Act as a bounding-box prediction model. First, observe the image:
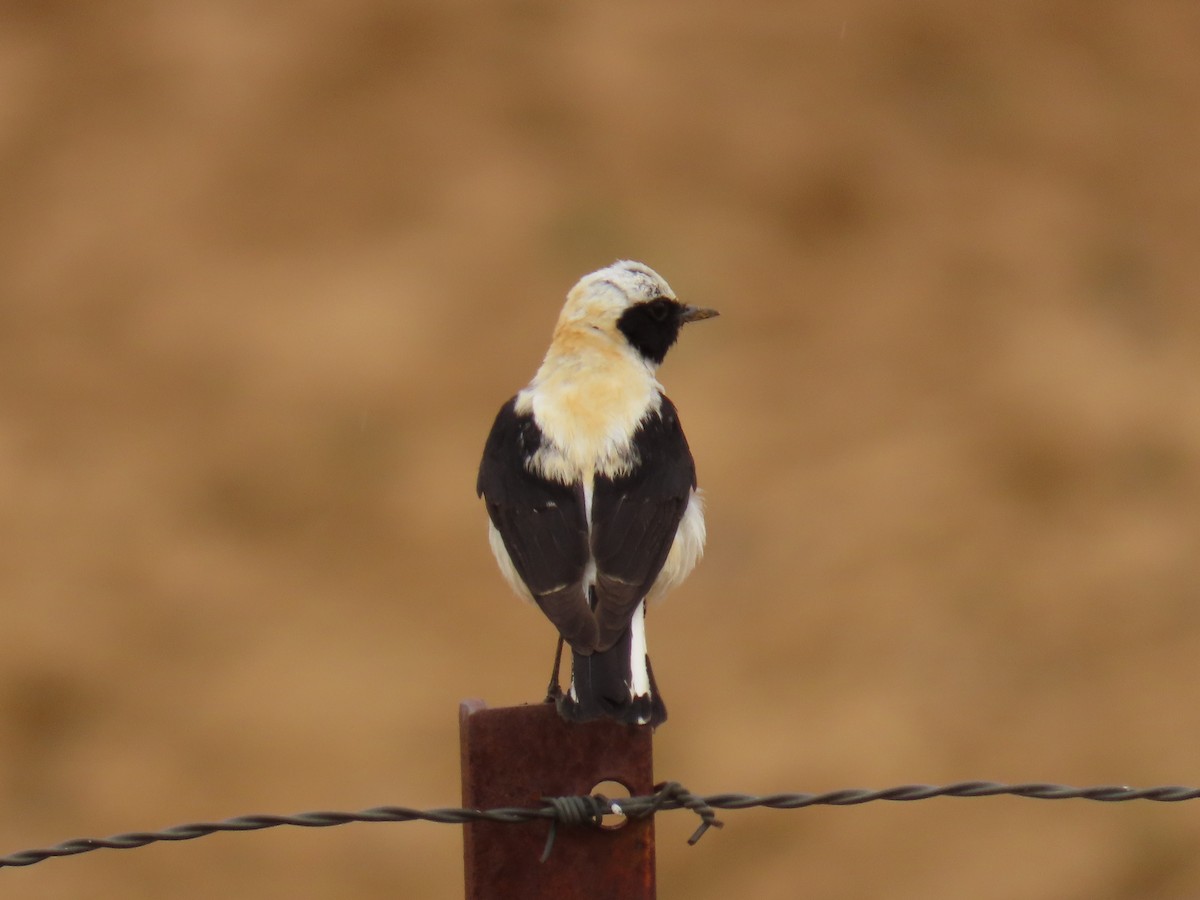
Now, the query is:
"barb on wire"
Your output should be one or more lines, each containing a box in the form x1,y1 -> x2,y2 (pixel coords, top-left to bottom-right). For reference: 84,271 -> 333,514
622,781 -> 724,845
538,794 -> 609,862
3,780 -> 1199,870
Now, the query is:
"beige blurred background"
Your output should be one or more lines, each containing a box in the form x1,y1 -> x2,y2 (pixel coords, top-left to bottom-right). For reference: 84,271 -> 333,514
2,2 -> 1199,898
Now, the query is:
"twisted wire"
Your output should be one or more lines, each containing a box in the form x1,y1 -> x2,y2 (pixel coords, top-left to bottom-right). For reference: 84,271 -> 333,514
4,780 -> 1199,870
0,806 -> 547,869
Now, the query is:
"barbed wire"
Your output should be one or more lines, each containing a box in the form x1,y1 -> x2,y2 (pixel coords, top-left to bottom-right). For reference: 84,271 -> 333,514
3,779 -> 1199,870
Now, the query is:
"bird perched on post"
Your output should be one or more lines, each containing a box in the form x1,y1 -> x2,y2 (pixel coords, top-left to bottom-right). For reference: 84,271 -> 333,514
477,261 -> 716,727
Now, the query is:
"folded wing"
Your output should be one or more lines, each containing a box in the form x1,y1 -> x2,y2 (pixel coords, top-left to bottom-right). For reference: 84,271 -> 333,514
477,399 -> 596,651
590,396 -> 697,651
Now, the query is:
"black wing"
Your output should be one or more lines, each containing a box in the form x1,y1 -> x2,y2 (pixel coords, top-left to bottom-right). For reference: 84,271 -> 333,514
590,395 -> 697,651
477,399 -> 596,651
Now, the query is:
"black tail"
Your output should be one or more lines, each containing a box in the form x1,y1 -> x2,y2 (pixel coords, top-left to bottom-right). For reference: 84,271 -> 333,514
556,626 -> 667,727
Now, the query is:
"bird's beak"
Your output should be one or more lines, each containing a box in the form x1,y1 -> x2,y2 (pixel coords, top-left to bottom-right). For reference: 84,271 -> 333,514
679,305 -> 719,323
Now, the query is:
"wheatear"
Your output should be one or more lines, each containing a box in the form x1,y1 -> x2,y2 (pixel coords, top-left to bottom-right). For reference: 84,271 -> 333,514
478,261 -> 715,726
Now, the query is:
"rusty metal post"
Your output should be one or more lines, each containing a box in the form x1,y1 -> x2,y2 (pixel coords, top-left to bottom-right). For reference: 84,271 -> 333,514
460,699 -> 655,899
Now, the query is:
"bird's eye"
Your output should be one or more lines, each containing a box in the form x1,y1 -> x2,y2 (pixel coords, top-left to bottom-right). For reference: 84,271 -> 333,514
647,300 -> 671,322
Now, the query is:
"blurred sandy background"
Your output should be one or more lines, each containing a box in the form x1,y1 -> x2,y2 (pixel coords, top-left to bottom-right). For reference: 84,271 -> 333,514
2,2 -> 1199,898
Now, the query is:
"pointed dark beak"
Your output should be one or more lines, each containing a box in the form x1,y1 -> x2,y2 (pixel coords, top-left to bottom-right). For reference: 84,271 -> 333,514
679,305 -> 719,324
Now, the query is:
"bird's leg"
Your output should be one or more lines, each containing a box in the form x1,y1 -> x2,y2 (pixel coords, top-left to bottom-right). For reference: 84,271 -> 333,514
544,635 -> 565,703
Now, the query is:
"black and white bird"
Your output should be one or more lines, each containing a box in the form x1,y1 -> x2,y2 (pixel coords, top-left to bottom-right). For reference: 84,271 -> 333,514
477,261 -> 716,727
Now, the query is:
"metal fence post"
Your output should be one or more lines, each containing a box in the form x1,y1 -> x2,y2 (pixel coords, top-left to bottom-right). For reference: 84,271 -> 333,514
460,699 -> 656,899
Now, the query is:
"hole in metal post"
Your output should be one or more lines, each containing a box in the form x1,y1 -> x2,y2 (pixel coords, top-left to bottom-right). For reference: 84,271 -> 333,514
590,780 -> 632,830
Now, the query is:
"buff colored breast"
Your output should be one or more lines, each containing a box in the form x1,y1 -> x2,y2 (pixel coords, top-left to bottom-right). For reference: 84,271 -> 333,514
516,326 -> 662,484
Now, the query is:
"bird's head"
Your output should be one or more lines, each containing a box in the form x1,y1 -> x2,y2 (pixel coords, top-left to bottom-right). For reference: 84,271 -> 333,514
555,261 -> 719,366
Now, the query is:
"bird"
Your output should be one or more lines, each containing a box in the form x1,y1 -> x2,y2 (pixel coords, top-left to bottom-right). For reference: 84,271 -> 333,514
477,260 -> 716,727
